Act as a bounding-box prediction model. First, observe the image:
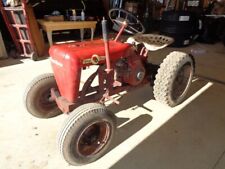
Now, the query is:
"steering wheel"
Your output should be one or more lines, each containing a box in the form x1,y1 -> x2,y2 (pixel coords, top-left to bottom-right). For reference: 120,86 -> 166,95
109,8 -> 145,35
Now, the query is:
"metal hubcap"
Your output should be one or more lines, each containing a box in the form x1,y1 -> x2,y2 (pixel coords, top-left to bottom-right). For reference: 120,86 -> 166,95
77,121 -> 111,157
172,63 -> 192,101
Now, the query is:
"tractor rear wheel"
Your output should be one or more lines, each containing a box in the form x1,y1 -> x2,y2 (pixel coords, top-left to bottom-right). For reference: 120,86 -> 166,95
24,73 -> 62,118
153,51 -> 194,107
58,103 -> 116,166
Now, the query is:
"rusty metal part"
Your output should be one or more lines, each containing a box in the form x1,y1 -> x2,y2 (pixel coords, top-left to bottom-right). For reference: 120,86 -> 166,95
77,121 -> 111,157
51,88 -> 75,113
51,63 -> 150,114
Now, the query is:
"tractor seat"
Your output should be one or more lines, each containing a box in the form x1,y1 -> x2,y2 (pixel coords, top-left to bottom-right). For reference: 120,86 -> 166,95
126,34 -> 174,51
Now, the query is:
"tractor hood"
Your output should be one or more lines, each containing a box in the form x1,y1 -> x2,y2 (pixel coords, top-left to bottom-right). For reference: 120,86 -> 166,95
49,39 -> 130,103
49,39 -> 130,67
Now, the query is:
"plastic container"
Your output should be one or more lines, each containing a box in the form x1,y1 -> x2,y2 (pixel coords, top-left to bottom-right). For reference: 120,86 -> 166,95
81,10 -> 85,21
71,9 -> 76,21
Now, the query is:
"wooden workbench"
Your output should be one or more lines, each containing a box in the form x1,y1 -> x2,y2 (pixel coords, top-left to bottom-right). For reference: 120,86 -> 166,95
38,20 -> 97,46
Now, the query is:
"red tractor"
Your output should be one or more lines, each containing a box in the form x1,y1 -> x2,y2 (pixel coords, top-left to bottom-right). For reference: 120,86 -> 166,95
24,9 -> 194,165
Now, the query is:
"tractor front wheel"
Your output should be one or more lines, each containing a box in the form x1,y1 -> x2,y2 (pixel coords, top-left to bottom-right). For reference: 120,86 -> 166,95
153,51 -> 194,107
24,73 -> 62,118
58,103 -> 116,165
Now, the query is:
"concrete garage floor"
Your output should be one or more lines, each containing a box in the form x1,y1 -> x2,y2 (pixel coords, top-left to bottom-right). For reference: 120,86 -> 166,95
0,42 -> 225,169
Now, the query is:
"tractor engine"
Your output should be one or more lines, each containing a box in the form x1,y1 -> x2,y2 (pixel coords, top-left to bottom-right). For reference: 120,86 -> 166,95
115,55 -> 146,86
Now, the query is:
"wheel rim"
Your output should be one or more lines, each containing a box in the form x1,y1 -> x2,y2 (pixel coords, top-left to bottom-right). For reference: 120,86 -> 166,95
77,121 -> 111,157
38,87 -> 56,111
171,63 -> 192,102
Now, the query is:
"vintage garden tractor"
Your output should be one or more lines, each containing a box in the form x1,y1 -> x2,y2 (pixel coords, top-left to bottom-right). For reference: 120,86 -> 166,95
24,9 -> 194,166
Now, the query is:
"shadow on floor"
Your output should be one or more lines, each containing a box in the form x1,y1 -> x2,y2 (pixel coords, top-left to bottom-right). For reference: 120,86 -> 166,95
108,85 -> 154,113
107,77 -> 212,150
196,74 -> 225,86
106,85 -> 154,152
108,81 -> 225,169
0,56 -> 49,68
110,114 -> 153,152
0,58 -> 24,68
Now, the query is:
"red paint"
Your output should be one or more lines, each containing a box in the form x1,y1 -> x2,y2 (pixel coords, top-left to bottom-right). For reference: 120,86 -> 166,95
49,40 -> 131,103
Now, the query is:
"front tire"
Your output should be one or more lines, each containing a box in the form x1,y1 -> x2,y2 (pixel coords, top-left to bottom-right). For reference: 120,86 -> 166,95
58,103 -> 116,166
153,51 -> 194,107
24,73 -> 62,118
